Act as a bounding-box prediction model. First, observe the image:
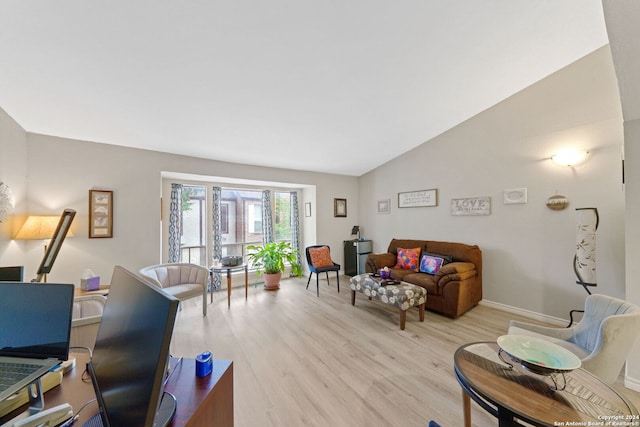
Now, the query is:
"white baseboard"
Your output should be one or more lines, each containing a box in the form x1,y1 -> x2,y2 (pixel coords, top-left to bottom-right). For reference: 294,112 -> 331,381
478,299 -> 567,326
624,372 -> 640,392
479,299 -> 640,390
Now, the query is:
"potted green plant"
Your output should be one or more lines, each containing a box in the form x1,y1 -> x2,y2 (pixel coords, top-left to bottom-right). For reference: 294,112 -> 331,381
246,241 -> 302,290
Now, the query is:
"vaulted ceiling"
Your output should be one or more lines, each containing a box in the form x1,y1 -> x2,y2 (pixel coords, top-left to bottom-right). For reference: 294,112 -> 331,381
0,1 -> 609,176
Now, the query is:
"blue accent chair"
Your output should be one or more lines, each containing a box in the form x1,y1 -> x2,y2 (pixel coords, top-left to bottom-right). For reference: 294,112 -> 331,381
305,245 -> 340,297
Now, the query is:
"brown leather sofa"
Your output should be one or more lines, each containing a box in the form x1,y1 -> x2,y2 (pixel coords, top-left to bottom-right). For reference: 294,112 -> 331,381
365,239 -> 482,318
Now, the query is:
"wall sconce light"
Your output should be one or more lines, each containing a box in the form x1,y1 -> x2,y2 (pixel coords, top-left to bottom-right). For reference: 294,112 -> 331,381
551,149 -> 589,166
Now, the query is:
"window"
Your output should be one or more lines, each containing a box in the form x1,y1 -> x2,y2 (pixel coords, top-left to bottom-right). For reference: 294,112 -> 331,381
166,184 -> 299,272
180,186 -> 206,265
220,189 -> 263,258
274,191 -> 292,242
248,202 -> 262,233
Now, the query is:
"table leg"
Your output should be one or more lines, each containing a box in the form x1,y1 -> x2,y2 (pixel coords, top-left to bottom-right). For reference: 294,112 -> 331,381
462,388 -> 471,427
227,270 -> 232,308
244,265 -> 248,300
210,272 -> 214,304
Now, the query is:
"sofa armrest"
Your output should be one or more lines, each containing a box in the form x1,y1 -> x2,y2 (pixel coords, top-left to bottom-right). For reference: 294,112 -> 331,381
365,253 -> 396,273
434,262 -> 476,285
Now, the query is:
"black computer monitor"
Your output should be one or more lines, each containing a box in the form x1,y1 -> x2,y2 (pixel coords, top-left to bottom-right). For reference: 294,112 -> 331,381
0,266 -> 24,281
84,266 -> 180,427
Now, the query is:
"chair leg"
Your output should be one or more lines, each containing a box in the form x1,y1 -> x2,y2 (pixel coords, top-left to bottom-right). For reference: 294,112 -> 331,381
336,271 -> 340,293
325,272 -> 330,285
316,273 -> 320,297
202,291 -> 207,317
306,272 -> 312,289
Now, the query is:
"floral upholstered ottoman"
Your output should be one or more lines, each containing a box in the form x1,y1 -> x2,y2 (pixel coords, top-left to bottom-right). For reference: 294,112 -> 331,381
349,274 -> 427,330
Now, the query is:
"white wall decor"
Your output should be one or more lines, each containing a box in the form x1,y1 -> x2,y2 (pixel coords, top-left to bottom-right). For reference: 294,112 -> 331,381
0,182 -> 15,222
398,189 -> 437,208
546,195 -> 569,210
503,188 -> 527,204
450,197 -> 491,216
377,199 -> 390,214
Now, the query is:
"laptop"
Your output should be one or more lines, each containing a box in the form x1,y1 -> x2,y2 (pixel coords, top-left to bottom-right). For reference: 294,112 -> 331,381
0,282 -> 74,401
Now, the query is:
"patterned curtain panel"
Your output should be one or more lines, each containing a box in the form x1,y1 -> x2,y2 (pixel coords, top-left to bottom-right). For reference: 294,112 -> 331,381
262,189 -> 274,244
168,183 -> 183,263
290,191 -> 301,270
211,186 -> 222,291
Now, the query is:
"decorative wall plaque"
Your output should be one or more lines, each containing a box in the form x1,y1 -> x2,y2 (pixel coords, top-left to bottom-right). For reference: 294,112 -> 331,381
398,189 -> 437,208
503,188 -> 527,204
546,194 -> 569,210
450,197 -> 491,216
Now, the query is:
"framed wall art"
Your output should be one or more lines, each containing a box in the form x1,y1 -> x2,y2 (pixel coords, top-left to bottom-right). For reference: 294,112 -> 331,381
334,198 -> 347,217
89,189 -> 113,238
450,196 -> 491,216
398,189 -> 437,208
377,199 -> 390,214
503,188 -> 528,204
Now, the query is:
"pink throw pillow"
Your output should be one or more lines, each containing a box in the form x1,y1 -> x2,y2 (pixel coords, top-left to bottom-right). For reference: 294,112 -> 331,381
396,247 -> 421,271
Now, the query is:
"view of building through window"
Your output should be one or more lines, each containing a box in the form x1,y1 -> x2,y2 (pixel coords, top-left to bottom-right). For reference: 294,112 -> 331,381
220,189 -> 263,260
178,187 -> 294,269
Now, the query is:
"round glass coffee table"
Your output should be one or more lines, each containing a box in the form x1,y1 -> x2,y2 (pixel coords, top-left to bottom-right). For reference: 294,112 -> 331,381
454,341 -> 639,426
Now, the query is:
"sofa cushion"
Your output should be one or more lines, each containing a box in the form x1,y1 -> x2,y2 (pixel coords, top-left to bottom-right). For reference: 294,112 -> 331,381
402,272 -> 438,295
396,247 -> 421,270
308,246 -> 334,268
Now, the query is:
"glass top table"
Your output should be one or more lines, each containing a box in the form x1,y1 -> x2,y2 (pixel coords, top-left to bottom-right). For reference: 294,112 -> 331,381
454,341 -> 639,427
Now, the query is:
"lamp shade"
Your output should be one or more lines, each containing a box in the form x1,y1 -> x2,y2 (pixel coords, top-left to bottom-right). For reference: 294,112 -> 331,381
14,215 -> 74,240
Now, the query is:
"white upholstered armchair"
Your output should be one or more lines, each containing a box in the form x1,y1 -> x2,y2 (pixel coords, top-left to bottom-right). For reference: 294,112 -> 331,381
508,294 -> 640,384
71,294 -> 107,350
139,263 -> 210,316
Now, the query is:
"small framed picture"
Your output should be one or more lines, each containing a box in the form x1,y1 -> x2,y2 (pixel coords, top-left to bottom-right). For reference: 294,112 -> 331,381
89,189 -> 113,238
304,202 -> 312,217
334,198 -> 347,217
377,199 -> 390,214
503,188 -> 528,205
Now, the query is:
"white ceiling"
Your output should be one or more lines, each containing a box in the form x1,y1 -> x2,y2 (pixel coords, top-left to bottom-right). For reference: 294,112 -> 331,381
0,1 -> 609,176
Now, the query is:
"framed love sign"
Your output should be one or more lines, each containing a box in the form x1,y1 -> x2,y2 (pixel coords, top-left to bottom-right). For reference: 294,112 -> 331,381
450,197 -> 491,216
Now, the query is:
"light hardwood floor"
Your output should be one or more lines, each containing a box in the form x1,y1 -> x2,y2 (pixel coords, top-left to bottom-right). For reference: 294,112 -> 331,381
171,276 -> 640,427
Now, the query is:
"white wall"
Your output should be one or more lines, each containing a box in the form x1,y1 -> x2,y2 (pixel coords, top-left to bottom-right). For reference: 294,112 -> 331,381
6,133 -> 358,285
358,47 -> 624,320
0,107 -> 28,266
603,0 -> 640,390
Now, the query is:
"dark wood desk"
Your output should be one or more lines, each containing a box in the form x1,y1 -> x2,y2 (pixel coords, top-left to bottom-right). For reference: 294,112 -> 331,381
0,353 -> 233,427
210,264 -> 248,308
454,342 -> 639,427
